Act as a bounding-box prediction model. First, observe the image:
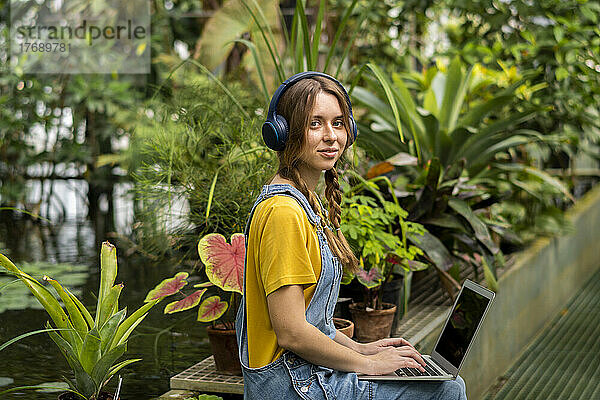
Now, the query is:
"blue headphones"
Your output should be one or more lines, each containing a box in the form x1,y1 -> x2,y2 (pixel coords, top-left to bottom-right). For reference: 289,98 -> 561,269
261,71 -> 358,151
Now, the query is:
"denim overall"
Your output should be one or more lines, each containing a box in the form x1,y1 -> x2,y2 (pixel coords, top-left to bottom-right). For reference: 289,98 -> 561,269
236,184 -> 467,400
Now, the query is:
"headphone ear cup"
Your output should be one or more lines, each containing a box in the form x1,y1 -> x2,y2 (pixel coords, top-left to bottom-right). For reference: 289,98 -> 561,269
348,117 -> 357,143
273,115 -> 289,150
261,120 -> 278,151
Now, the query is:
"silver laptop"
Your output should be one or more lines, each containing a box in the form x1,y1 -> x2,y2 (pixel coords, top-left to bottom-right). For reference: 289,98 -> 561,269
359,279 -> 495,381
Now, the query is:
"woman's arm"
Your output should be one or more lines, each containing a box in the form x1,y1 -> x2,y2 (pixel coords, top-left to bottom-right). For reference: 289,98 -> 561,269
267,285 -> 426,375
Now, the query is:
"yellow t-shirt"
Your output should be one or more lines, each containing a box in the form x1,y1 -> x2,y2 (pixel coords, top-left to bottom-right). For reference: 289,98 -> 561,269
245,195 -> 322,368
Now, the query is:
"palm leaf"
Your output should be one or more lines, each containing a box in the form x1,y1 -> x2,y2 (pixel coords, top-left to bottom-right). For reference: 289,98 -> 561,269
310,0 -> 326,70
324,0 -> 358,74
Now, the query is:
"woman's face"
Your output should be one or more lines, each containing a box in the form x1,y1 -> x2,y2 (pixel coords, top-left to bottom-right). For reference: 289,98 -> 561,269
298,91 -> 348,182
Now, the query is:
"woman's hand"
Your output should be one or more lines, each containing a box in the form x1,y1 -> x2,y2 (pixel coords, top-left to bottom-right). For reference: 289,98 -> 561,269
357,337 -> 417,356
364,345 -> 427,376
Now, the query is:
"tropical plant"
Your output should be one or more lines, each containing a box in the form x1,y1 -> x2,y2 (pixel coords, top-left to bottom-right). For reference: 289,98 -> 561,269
442,0 -> 600,172
340,177 -> 427,315
203,0 -> 372,102
129,77 -> 274,259
349,57 -> 574,292
0,242 -> 175,400
148,232 -> 245,329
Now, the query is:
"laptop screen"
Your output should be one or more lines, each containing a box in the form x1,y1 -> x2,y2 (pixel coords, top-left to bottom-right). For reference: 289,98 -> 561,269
434,285 -> 491,368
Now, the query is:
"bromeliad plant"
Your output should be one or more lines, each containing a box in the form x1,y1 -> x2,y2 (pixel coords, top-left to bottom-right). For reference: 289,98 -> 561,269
351,57 -> 573,294
340,179 -> 428,315
149,233 -> 245,329
0,242 -> 174,400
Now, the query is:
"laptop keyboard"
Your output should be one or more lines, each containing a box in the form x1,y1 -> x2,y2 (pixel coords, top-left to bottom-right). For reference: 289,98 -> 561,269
395,360 -> 445,377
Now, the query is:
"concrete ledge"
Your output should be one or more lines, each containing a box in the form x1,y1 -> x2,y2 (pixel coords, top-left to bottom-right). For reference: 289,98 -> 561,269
422,184 -> 600,399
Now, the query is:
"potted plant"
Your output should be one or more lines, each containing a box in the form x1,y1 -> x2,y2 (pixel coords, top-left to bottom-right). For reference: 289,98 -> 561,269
149,232 -> 244,375
340,184 -> 429,342
0,241 -> 176,400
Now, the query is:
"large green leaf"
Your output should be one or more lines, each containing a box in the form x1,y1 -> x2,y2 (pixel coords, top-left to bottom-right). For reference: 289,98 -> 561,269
97,284 -> 123,329
99,308 -> 126,354
0,254 -> 75,343
111,300 -> 157,348
80,328 -> 102,375
440,57 -> 470,132
97,242 -> 118,328
66,287 -> 94,330
323,0 -> 358,74
47,322 -> 96,398
90,342 -> 127,387
493,163 -> 575,202
408,231 -> 454,272
197,0 -> 279,70
44,277 -> 88,340
448,198 -> 498,254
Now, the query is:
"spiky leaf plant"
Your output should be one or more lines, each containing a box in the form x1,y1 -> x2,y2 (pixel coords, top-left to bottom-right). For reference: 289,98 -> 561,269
0,241 -> 174,400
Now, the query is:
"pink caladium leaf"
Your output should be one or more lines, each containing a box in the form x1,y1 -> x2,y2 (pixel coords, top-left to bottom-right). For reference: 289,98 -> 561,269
356,267 -> 383,289
198,233 -> 245,294
197,295 -> 228,323
145,272 -> 189,302
164,289 -> 207,314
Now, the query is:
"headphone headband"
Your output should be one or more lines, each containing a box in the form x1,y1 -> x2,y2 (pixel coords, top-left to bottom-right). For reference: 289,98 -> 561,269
262,71 -> 357,151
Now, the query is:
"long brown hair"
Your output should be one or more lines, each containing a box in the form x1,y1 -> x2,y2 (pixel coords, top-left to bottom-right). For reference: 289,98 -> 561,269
273,76 -> 359,272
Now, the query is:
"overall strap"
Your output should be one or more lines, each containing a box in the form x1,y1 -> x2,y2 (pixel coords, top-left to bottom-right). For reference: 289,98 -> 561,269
237,184 -> 324,367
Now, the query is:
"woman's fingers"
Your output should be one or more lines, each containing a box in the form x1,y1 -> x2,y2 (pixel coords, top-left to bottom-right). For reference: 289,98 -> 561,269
395,346 -> 426,367
379,347 -> 425,372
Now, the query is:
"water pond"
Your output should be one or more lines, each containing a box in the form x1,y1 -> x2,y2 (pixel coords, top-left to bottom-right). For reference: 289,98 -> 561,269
0,216 -> 213,400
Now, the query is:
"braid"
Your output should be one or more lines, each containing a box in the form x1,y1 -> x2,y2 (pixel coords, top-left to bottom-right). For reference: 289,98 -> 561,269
324,168 -> 342,229
324,167 -> 359,272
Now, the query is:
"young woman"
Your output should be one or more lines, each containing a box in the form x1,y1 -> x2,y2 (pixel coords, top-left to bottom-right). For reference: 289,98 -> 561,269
236,72 -> 467,399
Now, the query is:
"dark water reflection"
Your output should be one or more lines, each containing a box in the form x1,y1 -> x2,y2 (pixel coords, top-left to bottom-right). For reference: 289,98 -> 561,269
0,215 -> 212,400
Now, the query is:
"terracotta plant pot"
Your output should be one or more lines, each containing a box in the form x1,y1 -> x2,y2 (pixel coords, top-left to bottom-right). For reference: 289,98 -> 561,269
333,317 -> 354,338
58,392 -> 113,400
348,302 -> 397,342
207,324 -> 242,376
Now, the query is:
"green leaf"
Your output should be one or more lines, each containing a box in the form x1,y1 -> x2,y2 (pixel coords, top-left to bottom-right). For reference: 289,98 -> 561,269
206,171 -> 219,222
230,39 -> 269,104
97,284 -> 124,329
0,255 -> 75,343
556,67 -> 569,81
66,287 -> 94,330
0,327 -> 71,352
46,322 -> 96,398
408,231 -> 454,271
91,342 -> 127,387
481,257 -> 498,292
366,63 -> 404,143
553,26 -> 564,42
310,0 -> 326,70
440,58 -> 472,133
323,0 -> 358,74
423,87 -> 439,117
80,328 -> 102,375
111,300 -> 160,348
44,277 -> 88,339
494,163 -> 575,202
296,0 -> 312,70
97,242 -> 118,327
106,358 -> 142,380
448,198 -> 498,255
581,5 -> 598,23
99,308 -> 127,353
